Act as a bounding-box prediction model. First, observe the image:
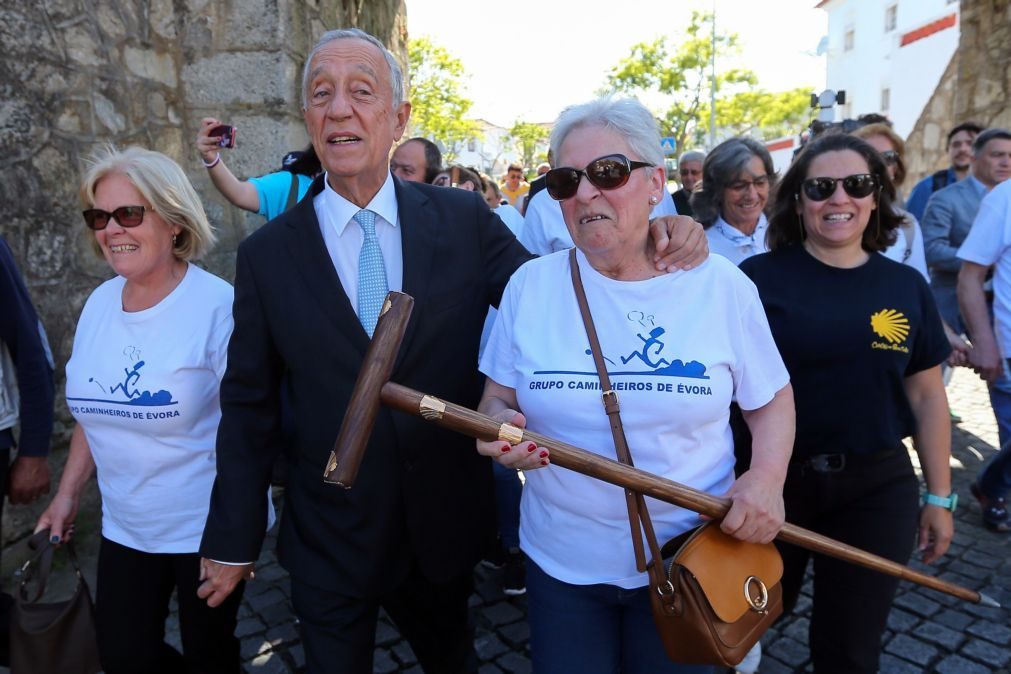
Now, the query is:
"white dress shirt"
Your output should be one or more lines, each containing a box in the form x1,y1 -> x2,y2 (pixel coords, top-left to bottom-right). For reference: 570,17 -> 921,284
314,171 -> 404,315
705,214 -> 770,266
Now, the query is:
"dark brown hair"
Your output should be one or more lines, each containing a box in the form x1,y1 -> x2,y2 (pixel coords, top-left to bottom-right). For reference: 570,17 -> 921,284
767,133 -> 902,253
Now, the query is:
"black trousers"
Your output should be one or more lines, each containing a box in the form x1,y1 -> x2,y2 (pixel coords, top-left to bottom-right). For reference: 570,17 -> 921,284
95,537 -> 243,674
291,560 -> 477,674
776,450 -> 919,674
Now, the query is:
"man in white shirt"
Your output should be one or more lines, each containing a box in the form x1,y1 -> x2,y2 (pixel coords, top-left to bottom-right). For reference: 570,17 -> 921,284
955,130 -> 1011,533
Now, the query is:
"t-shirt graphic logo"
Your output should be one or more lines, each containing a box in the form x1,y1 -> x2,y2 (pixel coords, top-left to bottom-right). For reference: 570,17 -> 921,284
67,346 -> 177,406
534,312 -> 710,379
870,309 -> 910,344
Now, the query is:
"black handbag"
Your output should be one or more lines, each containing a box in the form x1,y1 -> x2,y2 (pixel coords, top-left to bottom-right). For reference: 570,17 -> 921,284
10,529 -> 101,674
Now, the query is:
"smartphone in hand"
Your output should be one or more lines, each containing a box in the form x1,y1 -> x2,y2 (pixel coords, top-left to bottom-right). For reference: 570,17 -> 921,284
210,124 -> 237,149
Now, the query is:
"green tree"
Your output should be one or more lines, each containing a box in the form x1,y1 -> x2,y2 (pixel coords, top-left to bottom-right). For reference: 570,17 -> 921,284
407,36 -> 481,162
708,87 -> 813,140
506,121 -> 549,173
606,11 -> 811,156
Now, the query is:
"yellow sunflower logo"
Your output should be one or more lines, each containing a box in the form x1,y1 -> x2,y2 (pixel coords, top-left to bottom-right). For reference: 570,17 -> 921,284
870,309 -> 910,344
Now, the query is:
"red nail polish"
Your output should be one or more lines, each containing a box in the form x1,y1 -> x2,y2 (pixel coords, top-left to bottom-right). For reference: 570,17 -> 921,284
501,445 -> 511,453
539,450 -> 548,458
527,445 -> 536,453
540,460 -> 548,466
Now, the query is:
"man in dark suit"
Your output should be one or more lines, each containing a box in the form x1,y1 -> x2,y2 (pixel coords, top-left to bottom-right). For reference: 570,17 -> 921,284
197,28 -> 707,673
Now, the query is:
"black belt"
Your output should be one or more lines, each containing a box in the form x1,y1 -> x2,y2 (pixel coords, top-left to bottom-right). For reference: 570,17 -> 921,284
791,447 -> 905,474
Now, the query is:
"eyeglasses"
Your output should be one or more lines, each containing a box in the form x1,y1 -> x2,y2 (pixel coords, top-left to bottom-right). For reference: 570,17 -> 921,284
82,206 -> 146,230
726,175 -> 770,193
545,154 -> 653,200
800,174 -> 878,202
881,150 -> 900,166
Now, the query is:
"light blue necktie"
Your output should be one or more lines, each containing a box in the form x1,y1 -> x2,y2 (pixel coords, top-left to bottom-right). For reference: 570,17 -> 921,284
354,209 -> 388,337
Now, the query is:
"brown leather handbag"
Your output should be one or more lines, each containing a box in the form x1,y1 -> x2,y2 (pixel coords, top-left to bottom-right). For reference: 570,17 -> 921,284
10,529 -> 102,674
568,248 -> 783,667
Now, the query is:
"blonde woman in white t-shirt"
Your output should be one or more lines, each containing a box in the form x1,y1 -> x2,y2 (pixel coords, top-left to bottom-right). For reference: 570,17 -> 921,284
34,147 -> 255,674
476,98 -> 795,674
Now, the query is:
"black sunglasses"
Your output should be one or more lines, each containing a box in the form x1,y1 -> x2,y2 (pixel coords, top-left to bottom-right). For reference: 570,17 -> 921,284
546,154 -> 653,200
82,206 -> 146,231
881,150 -> 900,166
800,174 -> 878,202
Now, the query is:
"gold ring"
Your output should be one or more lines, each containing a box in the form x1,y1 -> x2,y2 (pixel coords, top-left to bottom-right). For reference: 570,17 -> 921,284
498,423 -> 523,445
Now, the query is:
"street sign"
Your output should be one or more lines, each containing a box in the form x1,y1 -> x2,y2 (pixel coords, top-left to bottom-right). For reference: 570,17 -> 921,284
660,137 -> 677,155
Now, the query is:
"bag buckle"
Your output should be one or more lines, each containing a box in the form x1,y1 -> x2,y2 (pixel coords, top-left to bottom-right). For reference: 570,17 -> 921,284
601,389 -> 619,412
808,453 -> 845,473
744,576 -> 770,613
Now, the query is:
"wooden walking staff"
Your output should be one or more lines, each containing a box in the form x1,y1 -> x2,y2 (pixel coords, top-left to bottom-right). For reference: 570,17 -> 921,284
325,291 -> 1000,608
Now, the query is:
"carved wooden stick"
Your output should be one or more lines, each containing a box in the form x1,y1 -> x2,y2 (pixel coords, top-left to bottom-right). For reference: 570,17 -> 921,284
324,291 -> 998,607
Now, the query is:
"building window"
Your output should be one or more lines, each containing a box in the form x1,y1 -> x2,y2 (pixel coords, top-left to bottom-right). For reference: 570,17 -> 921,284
881,88 -> 891,112
844,28 -> 855,51
468,138 -> 476,152
885,5 -> 897,32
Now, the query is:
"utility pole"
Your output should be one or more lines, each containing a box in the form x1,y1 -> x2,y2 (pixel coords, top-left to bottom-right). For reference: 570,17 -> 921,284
709,0 -> 717,149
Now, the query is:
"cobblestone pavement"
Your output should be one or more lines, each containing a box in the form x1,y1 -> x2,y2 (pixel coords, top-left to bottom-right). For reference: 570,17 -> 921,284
8,368 -> 1009,673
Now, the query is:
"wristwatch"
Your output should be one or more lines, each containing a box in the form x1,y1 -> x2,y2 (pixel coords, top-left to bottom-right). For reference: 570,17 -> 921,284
922,492 -> 958,512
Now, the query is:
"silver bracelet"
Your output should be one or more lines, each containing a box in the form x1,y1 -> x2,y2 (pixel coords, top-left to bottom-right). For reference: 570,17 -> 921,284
202,153 -> 221,169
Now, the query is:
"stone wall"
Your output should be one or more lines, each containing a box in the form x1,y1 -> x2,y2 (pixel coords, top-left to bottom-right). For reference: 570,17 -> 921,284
905,0 -> 1011,183
0,0 -> 406,545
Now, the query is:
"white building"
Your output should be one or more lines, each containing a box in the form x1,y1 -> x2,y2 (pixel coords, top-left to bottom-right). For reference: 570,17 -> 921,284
450,119 -> 552,178
818,0 -> 960,138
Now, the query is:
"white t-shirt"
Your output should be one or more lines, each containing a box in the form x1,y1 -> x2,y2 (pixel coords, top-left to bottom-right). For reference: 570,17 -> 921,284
519,188 -> 678,256
882,209 -> 929,282
705,214 -> 770,266
66,264 -> 274,553
480,251 -> 789,588
958,179 -> 1011,357
494,203 -> 525,239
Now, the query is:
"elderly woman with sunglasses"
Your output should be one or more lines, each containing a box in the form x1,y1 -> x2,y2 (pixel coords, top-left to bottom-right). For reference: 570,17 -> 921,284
35,146 -> 272,674
738,133 -> 953,674
691,137 -> 777,265
475,97 -> 795,674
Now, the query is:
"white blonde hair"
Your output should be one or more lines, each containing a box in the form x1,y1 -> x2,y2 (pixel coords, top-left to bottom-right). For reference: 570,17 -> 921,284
80,145 -> 216,261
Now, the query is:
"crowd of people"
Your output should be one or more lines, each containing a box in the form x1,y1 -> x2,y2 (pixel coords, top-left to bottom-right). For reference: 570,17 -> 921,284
2,23 -> 1009,674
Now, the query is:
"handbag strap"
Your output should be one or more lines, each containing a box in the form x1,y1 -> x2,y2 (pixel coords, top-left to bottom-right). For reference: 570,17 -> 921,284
567,249 -> 667,577
18,529 -> 83,604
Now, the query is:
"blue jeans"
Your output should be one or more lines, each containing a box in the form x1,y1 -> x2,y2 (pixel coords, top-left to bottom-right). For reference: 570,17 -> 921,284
526,559 -> 714,674
492,461 -> 522,549
979,362 -> 1011,499
989,375 -> 1011,450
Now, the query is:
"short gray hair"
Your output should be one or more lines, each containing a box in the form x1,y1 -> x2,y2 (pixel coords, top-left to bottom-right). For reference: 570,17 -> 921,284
550,97 -> 664,169
973,128 -> 1011,154
80,145 -> 216,261
301,28 -> 404,109
679,150 -> 706,166
691,137 -> 776,227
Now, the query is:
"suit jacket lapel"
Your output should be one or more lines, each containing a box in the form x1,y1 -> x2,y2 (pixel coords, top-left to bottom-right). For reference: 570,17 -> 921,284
285,175 -> 371,355
394,179 -> 436,369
